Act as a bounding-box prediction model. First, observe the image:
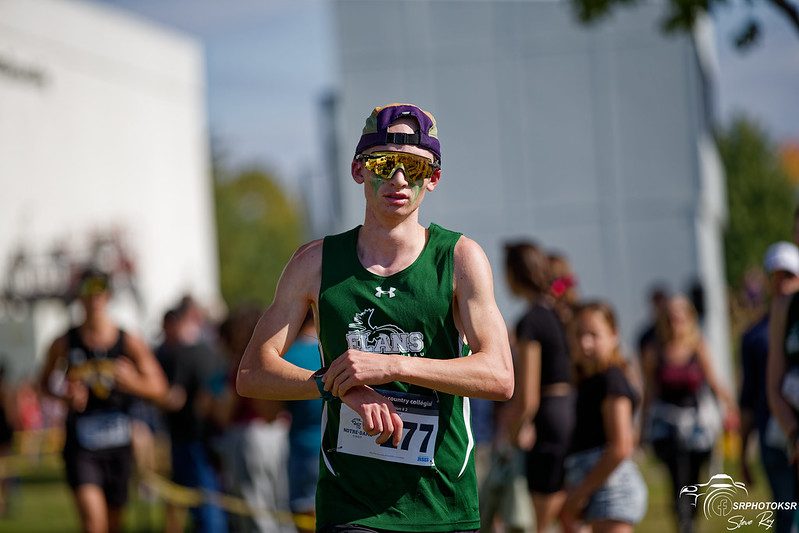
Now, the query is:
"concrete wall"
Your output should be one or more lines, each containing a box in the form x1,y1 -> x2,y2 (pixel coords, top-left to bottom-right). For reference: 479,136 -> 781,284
330,0 -> 731,379
0,0 -> 218,375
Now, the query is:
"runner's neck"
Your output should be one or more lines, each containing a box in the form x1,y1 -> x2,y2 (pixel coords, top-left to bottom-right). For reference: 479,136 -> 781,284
357,219 -> 428,277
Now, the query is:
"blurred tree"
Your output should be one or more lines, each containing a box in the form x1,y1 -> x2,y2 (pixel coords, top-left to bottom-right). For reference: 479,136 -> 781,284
720,117 -> 794,288
214,167 -> 305,307
572,0 -> 798,49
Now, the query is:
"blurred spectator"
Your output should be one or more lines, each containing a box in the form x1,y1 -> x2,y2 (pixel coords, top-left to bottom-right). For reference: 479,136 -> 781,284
504,242 -> 573,533
215,305 -> 293,533
742,267 -> 768,310
37,267 -> 167,533
548,252 -> 579,328
15,381 -> 42,460
642,295 -> 738,533
481,394 -> 535,533
178,294 -> 218,345
470,397 -> 495,486
793,206 -> 799,246
767,239 -> 799,505
739,242 -> 799,533
687,279 -> 706,325
560,302 -> 647,532
281,311 -> 322,533
157,303 -> 228,533
0,365 -> 16,516
637,284 -> 670,360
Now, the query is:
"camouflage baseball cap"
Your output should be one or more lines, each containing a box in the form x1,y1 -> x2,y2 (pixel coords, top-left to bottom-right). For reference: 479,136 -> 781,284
355,103 -> 441,163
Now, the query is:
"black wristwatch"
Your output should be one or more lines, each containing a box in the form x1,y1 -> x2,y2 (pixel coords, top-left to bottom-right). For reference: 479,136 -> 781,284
312,367 -> 335,402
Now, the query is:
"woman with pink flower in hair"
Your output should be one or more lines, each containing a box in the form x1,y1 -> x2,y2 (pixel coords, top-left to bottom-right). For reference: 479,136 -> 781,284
504,242 -> 575,532
548,252 -> 580,329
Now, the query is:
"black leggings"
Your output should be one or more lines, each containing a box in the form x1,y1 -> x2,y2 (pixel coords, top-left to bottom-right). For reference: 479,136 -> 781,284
653,440 -> 711,533
526,393 -> 575,494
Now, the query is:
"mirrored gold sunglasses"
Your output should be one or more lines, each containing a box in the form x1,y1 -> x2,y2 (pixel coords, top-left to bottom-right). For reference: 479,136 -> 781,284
355,151 -> 440,184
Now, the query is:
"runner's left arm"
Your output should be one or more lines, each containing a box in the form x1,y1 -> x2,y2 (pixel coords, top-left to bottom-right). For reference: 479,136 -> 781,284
115,334 -> 169,402
324,236 -> 514,401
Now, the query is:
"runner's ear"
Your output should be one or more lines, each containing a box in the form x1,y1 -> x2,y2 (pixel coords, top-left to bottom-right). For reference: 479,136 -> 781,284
352,160 -> 366,184
426,168 -> 441,191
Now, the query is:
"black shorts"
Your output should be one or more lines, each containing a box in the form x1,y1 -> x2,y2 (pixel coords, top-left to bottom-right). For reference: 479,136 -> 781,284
526,393 -> 575,494
63,445 -> 134,508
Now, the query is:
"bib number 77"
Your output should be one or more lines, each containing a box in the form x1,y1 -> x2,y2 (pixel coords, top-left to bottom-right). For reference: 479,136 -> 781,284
381,421 -> 435,453
337,390 -> 439,467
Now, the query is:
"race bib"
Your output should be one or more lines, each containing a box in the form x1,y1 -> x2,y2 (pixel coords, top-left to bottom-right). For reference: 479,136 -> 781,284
75,411 -> 131,450
338,390 -> 439,467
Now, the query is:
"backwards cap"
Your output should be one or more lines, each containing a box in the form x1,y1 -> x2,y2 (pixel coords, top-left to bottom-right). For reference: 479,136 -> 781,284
355,103 -> 441,163
764,241 -> 799,275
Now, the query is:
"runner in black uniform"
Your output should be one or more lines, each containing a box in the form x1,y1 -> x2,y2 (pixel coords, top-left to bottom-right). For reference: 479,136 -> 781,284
39,268 -> 167,533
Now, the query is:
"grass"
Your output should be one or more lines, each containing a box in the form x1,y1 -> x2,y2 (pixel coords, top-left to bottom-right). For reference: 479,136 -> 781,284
637,449 -> 774,532
1,455 -> 164,532
0,447 -> 779,532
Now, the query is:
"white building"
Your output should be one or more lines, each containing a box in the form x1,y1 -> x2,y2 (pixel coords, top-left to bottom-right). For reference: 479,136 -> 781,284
0,0 -> 218,377
328,1 -> 730,379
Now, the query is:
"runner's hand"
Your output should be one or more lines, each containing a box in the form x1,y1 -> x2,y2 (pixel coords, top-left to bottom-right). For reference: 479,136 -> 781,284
64,380 -> 89,412
325,350 -> 398,397
113,357 -> 139,394
341,385 -> 403,447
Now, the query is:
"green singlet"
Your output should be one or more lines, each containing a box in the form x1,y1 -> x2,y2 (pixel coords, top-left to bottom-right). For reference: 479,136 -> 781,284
315,223 -> 479,532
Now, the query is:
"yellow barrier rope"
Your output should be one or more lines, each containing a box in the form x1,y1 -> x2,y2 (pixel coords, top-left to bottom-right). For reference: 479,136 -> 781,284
0,442 -> 315,530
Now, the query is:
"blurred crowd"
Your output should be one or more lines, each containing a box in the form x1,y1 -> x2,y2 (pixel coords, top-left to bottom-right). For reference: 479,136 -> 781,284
1,211 -> 799,533
0,285 -> 322,533
472,208 -> 799,533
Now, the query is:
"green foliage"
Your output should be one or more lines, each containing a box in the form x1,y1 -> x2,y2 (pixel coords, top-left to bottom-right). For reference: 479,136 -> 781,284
720,117 -> 794,288
571,0 -> 798,49
214,168 -> 305,307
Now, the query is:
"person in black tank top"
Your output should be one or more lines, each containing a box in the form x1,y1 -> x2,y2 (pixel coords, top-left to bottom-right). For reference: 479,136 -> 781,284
503,242 -> 575,533
642,295 -> 737,533
38,268 -> 167,533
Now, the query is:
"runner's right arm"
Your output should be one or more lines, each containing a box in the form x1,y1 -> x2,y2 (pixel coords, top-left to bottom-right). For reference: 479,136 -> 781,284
237,240 -> 323,401
236,241 -> 403,446
37,335 -> 87,411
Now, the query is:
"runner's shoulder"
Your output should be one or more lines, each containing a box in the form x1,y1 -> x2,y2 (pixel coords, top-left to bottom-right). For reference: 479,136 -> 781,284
453,235 -> 491,281
283,239 -> 324,289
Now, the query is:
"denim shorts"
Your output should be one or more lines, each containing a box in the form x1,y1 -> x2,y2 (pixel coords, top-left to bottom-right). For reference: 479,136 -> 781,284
564,447 -> 648,524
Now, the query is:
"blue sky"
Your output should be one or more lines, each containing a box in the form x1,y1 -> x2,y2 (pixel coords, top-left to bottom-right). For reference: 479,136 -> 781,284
90,0 -> 799,186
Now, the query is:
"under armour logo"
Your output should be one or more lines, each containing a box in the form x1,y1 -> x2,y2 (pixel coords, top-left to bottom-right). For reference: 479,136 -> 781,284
375,286 -> 396,298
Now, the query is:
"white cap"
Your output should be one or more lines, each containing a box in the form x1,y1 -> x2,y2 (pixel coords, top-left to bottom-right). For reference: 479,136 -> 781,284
764,241 -> 799,275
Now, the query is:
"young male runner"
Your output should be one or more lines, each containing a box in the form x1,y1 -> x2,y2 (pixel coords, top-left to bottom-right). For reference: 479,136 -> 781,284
237,103 -> 514,533
39,268 -> 167,533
